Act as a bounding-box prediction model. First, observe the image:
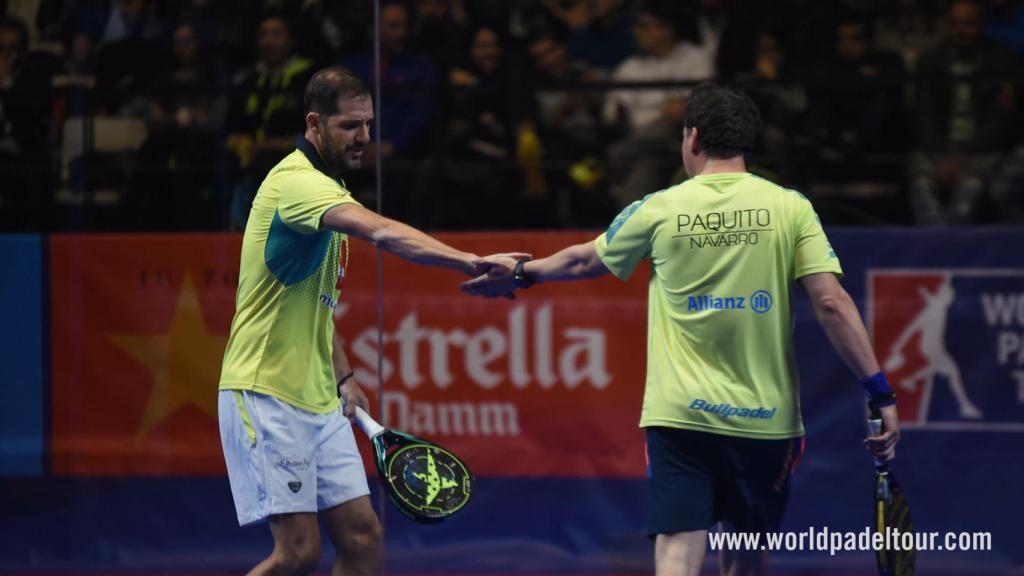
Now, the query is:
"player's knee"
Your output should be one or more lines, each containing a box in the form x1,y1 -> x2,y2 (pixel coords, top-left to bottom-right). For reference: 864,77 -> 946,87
656,532 -> 706,576
338,514 -> 383,560
720,548 -> 767,576
273,538 -> 322,574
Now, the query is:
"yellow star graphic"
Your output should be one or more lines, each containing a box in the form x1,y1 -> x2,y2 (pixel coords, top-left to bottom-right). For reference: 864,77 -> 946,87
110,273 -> 228,440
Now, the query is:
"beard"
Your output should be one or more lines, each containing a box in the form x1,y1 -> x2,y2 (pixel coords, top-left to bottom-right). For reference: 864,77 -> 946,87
321,129 -> 363,171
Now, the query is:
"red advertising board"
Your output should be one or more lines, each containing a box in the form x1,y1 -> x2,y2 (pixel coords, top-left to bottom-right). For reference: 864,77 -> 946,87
50,232 -> 649,477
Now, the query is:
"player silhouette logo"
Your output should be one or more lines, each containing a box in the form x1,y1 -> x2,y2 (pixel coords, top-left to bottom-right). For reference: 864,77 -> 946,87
883,276 -> 983,419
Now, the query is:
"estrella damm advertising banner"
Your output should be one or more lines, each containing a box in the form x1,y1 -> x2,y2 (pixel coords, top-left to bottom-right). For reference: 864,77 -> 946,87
340,232 -> 649,478
50,232 -> 650,476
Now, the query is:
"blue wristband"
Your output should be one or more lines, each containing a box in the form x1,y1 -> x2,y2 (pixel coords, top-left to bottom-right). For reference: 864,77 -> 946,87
862,371 -> 896,406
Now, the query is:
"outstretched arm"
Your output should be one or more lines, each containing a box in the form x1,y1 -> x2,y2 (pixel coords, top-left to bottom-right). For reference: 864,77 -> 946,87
322,203 -> 485,276
800,271 -> 899,461
523,240 -> 610,282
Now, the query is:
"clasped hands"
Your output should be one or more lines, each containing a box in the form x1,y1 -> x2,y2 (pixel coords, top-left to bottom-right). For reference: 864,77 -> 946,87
464,253 -> 531,299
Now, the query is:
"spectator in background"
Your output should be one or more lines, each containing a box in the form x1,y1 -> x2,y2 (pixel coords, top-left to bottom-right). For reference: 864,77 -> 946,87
560,0 -> 635,74
733,28 -> 803,181
98,0 -> 160,44
411,25 -> 527,229
522,29 -> 613,227
803,15 -> 908,183
92,0 -> 162,115
155,0 -> 230,54
0,15 -> 53,231
873,0 -> 942,71
145,23 -> 225,141
226,12 -> 314,229
412,0 -> 468,68
340,0 -> 438,220
341,0 -> 437,161
131,22 -> 227,230
910,0 -> 1018,225
447,25 -> 520,161
603,0 -> 713,208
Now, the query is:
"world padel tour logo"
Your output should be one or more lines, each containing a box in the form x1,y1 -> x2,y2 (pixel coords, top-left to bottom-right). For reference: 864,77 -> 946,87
868,269 -> 1024,431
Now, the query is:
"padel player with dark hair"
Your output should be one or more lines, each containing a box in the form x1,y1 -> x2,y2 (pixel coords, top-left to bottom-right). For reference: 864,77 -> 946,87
218,67 -> 521,575
462,82 -> 901,576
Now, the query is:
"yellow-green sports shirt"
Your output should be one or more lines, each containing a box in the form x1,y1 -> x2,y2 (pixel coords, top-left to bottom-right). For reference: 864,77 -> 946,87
219,137 -> 359,413
595,173 -> 842,439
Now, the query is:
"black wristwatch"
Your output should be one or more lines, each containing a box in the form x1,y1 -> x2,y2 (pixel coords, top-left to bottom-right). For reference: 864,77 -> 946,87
512,258 -> 536,289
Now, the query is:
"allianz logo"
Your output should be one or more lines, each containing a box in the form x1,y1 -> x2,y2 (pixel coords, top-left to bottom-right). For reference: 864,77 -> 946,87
687,290 -> 773,314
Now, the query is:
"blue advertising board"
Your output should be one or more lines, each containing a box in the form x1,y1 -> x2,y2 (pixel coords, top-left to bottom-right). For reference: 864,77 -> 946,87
0,235 -> 44,476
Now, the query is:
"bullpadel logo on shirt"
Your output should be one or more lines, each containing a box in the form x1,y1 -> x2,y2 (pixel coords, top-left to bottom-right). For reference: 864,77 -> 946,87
689,398 -> 778,419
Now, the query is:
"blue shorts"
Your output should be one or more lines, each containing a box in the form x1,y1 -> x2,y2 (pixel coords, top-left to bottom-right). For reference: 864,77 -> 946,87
645,426 -> 804,537
218,390 -> 370,526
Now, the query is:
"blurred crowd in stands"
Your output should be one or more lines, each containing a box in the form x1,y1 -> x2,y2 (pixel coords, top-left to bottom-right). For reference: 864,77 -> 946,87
1,0 -> 1023,232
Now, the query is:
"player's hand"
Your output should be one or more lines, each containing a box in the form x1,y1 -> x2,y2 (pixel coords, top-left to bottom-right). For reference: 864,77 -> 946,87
462,255 -> 522,300
465,253 -> 528,277
462,272 -> 517,299
864,404 -> 900,463
469,252 -> 531,276
339,380 -> 370,422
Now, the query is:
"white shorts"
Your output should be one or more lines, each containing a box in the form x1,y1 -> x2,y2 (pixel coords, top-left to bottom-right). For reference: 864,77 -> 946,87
218,390 -> 370,526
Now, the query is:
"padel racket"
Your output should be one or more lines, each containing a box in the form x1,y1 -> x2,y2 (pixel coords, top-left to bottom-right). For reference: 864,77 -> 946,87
868,403 -> 915,576
353,407 -> 474,523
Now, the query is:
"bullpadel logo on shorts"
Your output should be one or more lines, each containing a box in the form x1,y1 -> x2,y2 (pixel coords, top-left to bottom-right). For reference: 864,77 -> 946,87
689,398 -> 777,419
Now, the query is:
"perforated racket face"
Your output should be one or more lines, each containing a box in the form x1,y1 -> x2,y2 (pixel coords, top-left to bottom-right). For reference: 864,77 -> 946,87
384,443 -> 474,522
875,473 -> 915,576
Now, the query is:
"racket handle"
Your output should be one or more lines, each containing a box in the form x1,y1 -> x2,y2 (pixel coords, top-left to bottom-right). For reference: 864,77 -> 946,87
354,407 -> 386,438
868,418 -> 882,437
867,418 -> 886,469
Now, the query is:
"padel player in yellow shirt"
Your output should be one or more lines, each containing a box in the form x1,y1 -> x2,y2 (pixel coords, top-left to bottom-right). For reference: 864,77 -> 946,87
219,67 -> 520,575
462,83 -> 902,576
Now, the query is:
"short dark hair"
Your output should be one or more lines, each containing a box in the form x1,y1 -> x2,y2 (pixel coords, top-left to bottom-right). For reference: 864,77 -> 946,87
303,67 -> 370,116
684,82 -> 760,158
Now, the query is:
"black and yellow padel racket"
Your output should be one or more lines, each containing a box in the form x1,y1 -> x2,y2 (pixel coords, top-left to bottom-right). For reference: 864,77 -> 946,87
868,404 -> 915,576
353,407 -> 474,523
